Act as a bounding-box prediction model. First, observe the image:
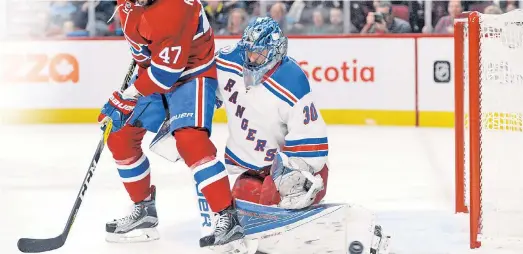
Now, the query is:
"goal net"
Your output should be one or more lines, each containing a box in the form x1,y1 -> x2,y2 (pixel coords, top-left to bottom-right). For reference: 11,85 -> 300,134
454,10 -> 523,249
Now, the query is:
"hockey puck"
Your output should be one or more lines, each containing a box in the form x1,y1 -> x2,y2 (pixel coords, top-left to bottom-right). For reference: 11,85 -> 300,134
348,241 -> 364,254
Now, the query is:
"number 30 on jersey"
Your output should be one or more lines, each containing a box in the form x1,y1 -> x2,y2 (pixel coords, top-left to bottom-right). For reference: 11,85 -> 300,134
303,103 -> 318,125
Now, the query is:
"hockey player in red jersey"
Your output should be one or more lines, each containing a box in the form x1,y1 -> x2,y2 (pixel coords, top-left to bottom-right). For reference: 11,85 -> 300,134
98,0 -> 246,252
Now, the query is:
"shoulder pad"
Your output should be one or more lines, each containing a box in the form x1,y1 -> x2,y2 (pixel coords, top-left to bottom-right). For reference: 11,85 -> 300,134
264,57 -> 311,105
218,44 -> 238,55
216,44 -> 242,62
216,44 -> 244,76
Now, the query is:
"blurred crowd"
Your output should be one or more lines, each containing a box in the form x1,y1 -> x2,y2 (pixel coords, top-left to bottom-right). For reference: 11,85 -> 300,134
4,0 -> 521,38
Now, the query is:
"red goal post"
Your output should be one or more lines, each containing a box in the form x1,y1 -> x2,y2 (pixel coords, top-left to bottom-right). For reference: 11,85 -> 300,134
454,10 -> 523,249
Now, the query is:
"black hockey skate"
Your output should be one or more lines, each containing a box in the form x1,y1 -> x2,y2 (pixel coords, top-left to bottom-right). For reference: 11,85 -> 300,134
105,185 -> 160,243
200,205 -> 248,253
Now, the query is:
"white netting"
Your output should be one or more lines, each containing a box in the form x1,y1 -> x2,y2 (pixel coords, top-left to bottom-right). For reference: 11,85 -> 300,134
477,9 -> 523,244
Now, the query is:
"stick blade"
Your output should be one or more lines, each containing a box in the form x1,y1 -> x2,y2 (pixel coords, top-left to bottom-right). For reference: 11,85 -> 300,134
17,236 -> 65,253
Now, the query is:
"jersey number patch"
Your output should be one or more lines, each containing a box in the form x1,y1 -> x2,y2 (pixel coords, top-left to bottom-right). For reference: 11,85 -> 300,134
159,46 -> 182,64
303,103 -> 318,125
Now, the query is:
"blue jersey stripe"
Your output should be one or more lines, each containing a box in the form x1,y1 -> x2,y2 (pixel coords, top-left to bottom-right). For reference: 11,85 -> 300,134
118,158 -> 150,178
225,147 -> 262,170
283,150 -> 329,158
262,82 -> 294,106
193,161 -> 225,187
285,137 -> 328,146
150,64 -> 182,88
180,60 -> 216,80
217,64 -> 243,77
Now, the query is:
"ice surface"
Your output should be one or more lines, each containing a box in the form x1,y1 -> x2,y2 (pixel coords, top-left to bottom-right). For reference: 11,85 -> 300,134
1,124 -> 520,254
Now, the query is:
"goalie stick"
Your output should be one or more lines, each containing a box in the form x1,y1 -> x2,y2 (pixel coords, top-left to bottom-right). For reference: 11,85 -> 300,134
17,60 -> 137,253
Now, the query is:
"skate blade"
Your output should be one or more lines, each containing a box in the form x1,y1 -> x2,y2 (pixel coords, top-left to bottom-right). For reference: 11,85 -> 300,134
208,238 -> 258,254
105,228 -> 160,243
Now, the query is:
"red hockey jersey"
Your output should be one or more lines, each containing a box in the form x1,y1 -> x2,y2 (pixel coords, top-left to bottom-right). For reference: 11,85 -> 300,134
117,0 -> 216,96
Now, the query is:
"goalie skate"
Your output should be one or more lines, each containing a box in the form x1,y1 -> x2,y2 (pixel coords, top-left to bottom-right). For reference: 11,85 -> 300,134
105,186 -> 160,243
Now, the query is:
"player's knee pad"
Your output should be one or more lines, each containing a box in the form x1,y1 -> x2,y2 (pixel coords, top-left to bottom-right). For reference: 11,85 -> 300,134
313,164 -> 329,204
174,127 -> 217,167
232,172 -> 264,203
259,175 -> 281,206
107,125 -> 146,161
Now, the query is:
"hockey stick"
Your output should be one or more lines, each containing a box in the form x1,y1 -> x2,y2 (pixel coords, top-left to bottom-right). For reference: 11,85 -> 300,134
17,60 -> 137,253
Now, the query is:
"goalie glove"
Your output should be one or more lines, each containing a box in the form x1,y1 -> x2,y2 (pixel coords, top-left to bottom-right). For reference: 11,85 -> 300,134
270,153 -> 324,209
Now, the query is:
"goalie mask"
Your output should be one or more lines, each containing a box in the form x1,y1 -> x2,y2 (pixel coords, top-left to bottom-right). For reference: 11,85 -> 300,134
238,17 -> 288,87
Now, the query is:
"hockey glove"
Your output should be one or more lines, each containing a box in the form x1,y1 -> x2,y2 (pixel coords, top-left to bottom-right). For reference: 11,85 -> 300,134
98,86 -> 141,133
270,152 -> 324,209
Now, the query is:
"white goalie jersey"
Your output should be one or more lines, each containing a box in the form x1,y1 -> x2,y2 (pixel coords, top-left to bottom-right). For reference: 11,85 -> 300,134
215,45 -> 328,175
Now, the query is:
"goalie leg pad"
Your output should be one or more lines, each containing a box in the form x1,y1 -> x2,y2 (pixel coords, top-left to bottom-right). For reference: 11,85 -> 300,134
237,200 -> 391,254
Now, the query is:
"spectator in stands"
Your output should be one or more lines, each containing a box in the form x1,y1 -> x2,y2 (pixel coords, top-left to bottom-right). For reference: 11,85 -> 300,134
203,0 -> 229,32
349,1 -> 373,32
431,2 -> 448,28
49,0 -> 77,24
47,0 -> 79,36
222,0 -> 247,11
372,0 -> 380,10
247,1 -> 261,23
325,7 -> 358,34
326,7 -> 343,34
79,1 -> 116,36
433,0 -> 462,34
506,4 -> 517,12
79,1 -> 115,23
361,0 -> 411,34
306,8 -> 329,34
501,0 -> 519,12
484,5 -> 503,15
408,1 -> 426,33
269,2 -> 291,33
63,11 -> 89,37
218,8 -> 248,35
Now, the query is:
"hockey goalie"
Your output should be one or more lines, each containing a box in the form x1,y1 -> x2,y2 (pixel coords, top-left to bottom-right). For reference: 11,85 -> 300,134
207,17 -> 392,254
